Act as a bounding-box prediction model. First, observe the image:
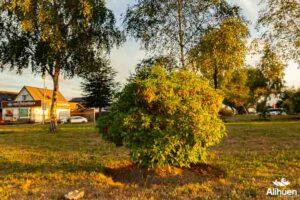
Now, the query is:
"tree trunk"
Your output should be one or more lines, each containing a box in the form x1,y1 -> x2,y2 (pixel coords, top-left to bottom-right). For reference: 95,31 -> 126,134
50,67 -> 60,133
213,66 -> 218,89
243,105 -> 249,115
177,0 -> 185,69
230,106 -> 236,115
94,107 -> 101,124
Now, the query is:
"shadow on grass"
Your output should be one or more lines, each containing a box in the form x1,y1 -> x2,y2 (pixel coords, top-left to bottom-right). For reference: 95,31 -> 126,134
0,159 -> 103,175
104,162 -> 226,187
0,131 -> 11,135
0,156 -> 226,188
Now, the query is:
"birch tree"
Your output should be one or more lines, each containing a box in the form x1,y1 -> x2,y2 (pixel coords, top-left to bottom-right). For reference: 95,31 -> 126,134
124,0 -> 242,68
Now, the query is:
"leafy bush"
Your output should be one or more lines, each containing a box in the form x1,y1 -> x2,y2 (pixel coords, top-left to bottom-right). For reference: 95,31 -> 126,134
98,66 -> 226,168
256,100 -> 268,113
279,89 -> 300,114
219,108 -> 234,117
256,100 -> 271,120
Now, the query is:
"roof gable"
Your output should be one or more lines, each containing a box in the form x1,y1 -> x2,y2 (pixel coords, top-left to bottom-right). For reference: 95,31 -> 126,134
26,86 -> 67,102
14,87 -> 34,101
17,86 -> 67,102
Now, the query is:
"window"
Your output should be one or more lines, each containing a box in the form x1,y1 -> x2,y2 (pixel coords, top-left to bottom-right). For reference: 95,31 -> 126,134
22,95 -> 27,101
19,108 -> 29,118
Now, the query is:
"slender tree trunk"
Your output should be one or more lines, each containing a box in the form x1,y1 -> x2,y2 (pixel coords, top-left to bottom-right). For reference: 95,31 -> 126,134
50,66 -> 60,133
213,66 -> 218,89
177,0 -> 185,69
243,105 -> 249,114
230,106 -> 236,115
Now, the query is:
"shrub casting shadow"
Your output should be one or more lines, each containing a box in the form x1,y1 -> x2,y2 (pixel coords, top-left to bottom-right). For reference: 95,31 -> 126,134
104,163 -> 226,187
1,158 -> 227,188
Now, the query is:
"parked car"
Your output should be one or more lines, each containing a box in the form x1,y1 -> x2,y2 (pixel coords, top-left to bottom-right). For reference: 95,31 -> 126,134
267,108 -> 287,116
70,116 -> 88,124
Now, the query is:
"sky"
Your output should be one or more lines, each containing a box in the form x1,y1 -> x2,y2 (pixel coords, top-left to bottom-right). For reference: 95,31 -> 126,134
0,0 -> 299,100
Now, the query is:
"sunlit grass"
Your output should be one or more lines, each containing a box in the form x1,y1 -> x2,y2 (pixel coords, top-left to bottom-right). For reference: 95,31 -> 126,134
0,119 -> 299,199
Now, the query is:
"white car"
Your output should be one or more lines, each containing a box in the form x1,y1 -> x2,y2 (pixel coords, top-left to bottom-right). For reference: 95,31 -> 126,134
70,116 -> 88,124
267,108 -> 287,116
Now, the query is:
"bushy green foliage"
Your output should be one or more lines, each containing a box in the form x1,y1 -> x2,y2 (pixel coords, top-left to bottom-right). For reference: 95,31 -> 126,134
219,108 -> 234,117
279,89 -> 300,114
98,66 -> 226,168
256,100 -> 271,121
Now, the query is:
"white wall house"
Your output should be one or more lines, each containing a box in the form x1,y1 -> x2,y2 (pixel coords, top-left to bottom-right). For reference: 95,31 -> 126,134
2,86 -> 70,123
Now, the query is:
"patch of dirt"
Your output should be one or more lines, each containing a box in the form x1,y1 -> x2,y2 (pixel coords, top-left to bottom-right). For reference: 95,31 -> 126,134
104,162 -> 226,187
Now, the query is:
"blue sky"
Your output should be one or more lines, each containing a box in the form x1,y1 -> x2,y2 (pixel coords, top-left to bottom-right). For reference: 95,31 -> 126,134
0,0 -> 299,99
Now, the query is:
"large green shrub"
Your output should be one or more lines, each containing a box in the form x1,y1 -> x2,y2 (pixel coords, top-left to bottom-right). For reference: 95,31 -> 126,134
98,66 -> 226,168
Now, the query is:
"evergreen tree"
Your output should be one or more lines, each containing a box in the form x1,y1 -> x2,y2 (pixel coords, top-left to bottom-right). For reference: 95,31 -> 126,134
81,62 -> 118,111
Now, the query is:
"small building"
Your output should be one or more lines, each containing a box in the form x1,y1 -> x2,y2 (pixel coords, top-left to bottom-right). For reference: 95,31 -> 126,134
69,97 -> 99,122
0,91 -> 18,121
69,97 -> 86,111
1,86 -> 70,123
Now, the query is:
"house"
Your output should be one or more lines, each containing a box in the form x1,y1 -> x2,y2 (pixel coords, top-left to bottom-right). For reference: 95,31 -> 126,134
69,97 -> 98,122
0,91 -> 18,121
69,97 -> 86,111
1,86 -> 70,123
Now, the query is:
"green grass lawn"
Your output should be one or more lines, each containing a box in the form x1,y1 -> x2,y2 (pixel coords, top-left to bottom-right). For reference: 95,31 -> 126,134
0,120 -> 299,199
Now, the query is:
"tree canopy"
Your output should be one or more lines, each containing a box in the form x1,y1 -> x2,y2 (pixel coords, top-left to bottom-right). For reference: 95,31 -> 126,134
258,0 -> 300,64
246,67 -> 268,106
124,0 -> 242,68
136,56 -> 178,73
259,44 -> 286,95
0,0 -> 122,74
222,68 -> 249,112
189,17 -> 249,90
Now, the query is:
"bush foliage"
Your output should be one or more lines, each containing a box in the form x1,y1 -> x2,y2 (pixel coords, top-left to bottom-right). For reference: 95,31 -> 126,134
219,108 -> 234,117
98,66 -> 226,168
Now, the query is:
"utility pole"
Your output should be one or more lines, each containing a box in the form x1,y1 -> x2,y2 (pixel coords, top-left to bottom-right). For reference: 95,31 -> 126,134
42,73 -> 46,125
